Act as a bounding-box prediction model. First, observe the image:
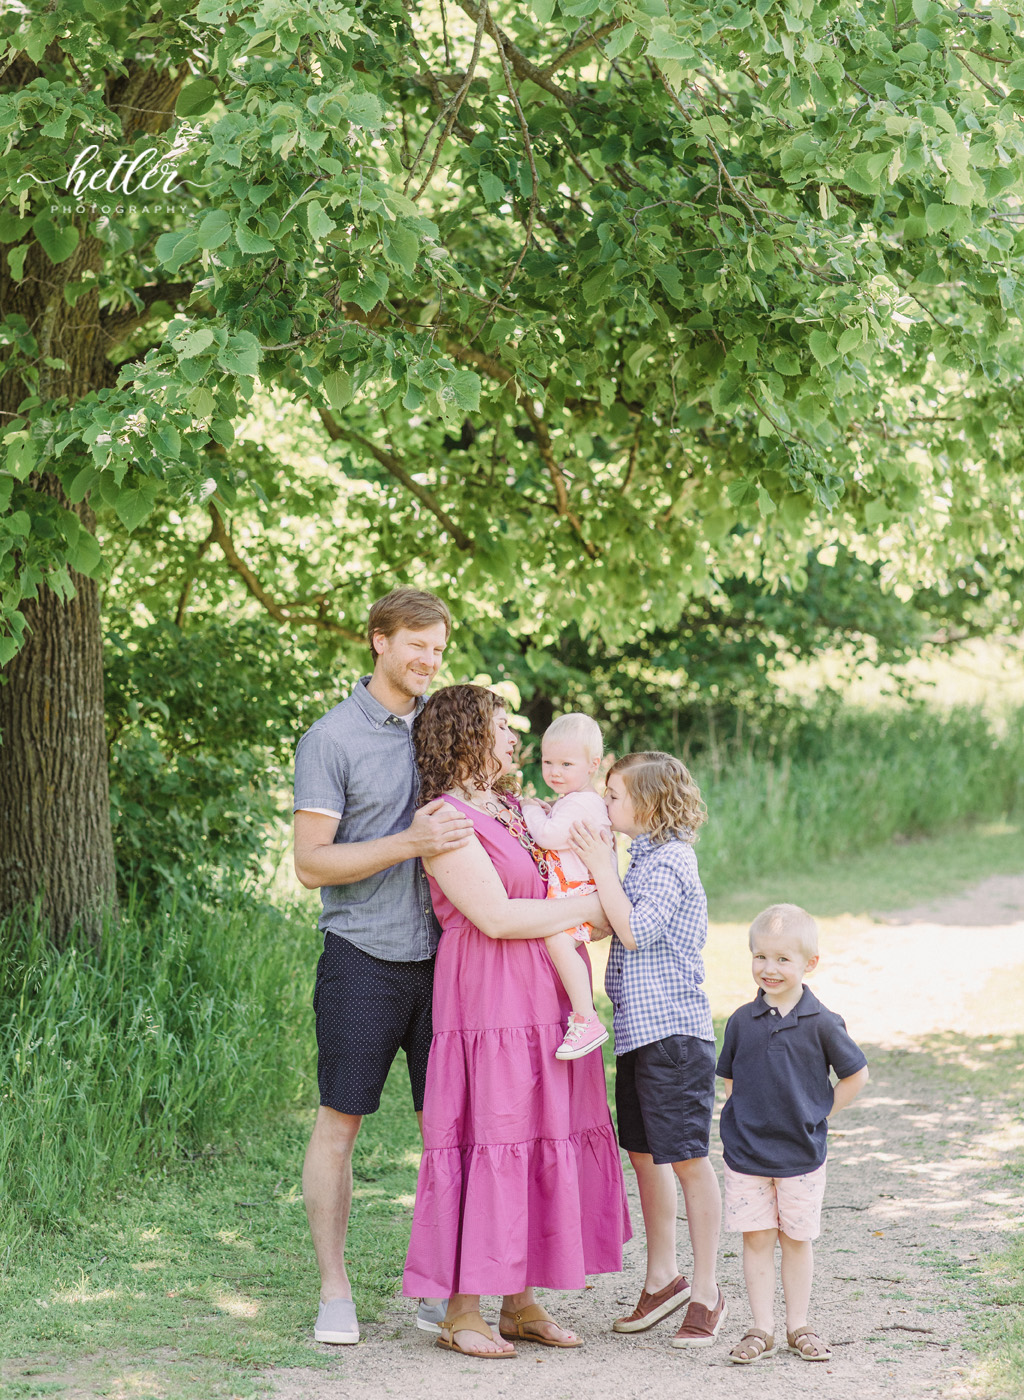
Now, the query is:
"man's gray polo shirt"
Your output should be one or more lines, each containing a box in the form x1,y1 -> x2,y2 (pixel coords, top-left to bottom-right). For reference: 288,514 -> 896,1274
293,677 -> 439,961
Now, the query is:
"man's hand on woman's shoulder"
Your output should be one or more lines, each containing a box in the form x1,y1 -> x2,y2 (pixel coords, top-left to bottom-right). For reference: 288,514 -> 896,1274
408,797 -> 475,858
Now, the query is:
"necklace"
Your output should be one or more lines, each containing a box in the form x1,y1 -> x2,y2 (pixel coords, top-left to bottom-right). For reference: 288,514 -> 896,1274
455,788 -> 550,878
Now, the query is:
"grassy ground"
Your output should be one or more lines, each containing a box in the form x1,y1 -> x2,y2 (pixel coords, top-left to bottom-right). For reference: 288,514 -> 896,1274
3,818 -> 1023,1399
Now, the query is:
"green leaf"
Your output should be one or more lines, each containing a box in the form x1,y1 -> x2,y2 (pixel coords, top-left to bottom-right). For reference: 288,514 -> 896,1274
66,529 -> 103,576
179,328 -> 215,359
582,266 -> 611,305
306,200 -> 336,241
176,78 -> 219,117
0,211 -> 28,243
196,210 -> 232,250
450,370 -> 481,412
7,244 -> 28,281
112,479 -> 161,532
343,91 -> 383,127
187,389 -> 217,418
235,224 -> 275,254
216,335 -> 260,377
480,171 -> 505,204
32,215 -> 79,265
756,485 -> 777,516
385,224 -> 419,275
655,264 -> 686,303
67,465 -> 98,503
925,203 -> 957,233
323,370 -> 353,412
808,331 -> 838,366
604,22 -> 636,59
727,478 -> 758,508
837,326 -> 862,354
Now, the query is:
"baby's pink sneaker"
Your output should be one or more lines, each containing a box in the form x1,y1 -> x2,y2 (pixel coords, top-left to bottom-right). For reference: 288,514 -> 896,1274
555,1012 -> 609,1060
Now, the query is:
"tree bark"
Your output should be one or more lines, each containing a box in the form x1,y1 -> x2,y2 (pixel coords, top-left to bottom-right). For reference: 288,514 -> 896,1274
0,53 -> 188,944
0,501 -> 115,945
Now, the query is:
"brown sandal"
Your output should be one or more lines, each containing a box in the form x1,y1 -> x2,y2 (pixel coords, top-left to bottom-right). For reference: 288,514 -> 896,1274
787,1325 -> 832,1361
436,1311 -> 517,1358
728,1329 -> 776,1364
498,1303 -> 583,1349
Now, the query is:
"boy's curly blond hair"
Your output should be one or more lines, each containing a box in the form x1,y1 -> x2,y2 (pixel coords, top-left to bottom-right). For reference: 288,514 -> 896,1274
608,751 -> 707,845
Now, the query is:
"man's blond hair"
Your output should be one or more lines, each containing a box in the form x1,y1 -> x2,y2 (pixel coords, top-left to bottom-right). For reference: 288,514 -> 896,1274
367,587 -> 451,660
748,903 -> 819,960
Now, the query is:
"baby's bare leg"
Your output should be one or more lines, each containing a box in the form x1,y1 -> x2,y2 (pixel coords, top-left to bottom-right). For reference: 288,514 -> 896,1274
544,931 -> 595,1018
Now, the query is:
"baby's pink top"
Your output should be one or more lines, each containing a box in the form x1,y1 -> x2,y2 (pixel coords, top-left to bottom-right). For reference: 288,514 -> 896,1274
523,788 -> 612,884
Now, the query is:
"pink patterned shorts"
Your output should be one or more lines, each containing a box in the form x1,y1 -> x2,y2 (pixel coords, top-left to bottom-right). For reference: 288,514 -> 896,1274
723,1161 -> 827,1241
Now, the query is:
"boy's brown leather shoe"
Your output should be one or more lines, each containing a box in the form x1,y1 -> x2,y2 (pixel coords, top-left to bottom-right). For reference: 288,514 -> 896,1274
612,1274 -> 691,1333
670,1287 -> 728,1347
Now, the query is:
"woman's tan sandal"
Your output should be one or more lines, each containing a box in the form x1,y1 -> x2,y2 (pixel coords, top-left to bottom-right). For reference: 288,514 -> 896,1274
787,1325 -> 832,1361
498,1303 -> 583,1349
728,1329 -> 776,1364
436,1311 -> 517,1358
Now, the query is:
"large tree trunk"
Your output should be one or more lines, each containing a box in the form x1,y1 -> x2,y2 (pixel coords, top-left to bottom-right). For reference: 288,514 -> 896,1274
0,52 -> 188,943
0,502 -> 116,945
0,197 -> 116,945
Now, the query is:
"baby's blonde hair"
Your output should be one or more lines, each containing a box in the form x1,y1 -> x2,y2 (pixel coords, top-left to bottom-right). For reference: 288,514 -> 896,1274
543,712 -> 604,764
608,751 -> 706,845
748,903 -> 819,960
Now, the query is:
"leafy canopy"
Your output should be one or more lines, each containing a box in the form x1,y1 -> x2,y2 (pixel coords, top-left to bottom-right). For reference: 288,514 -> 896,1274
2,0 -> 1024,663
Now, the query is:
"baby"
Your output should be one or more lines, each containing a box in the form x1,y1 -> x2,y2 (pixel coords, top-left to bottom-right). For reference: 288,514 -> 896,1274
522,713 -> 612,1061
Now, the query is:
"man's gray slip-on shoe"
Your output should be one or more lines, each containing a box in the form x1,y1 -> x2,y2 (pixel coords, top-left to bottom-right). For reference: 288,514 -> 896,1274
416,1298 -> 449,1334
315,1296 -> 359,1344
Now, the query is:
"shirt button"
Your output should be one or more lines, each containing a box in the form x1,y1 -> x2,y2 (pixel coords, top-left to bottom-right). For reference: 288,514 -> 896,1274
770,1009 -> 776,1015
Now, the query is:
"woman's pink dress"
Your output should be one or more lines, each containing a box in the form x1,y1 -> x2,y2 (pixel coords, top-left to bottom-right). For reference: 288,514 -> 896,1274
403,797 -> 631,1298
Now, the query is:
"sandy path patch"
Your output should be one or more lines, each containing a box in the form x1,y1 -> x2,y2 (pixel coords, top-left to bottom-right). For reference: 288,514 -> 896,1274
264,878 -> 1024,1400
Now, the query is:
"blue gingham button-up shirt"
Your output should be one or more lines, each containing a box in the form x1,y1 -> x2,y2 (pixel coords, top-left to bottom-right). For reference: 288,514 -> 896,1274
604,834 -> 714,1054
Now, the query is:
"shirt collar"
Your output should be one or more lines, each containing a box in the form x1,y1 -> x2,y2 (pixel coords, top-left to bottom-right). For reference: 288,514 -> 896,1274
628,833 -> 655,859
751,986 -> 821,1018
350,675 -> 424,730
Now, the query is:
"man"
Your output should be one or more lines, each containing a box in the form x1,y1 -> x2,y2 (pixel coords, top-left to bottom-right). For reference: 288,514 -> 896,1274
293,587 -> 473,1345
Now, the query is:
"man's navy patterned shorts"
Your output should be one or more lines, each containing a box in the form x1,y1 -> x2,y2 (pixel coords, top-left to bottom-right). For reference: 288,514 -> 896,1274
313,933 -> 435,1116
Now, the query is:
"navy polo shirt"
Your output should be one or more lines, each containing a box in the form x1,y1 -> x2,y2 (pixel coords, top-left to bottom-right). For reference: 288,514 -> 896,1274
716,987 -> 867,1178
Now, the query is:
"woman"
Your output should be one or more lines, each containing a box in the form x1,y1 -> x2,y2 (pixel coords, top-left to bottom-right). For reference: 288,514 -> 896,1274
402,685 -> 631,1358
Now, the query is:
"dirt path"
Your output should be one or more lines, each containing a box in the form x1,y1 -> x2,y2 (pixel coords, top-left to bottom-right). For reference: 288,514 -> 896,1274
265,878 -> 1024,1400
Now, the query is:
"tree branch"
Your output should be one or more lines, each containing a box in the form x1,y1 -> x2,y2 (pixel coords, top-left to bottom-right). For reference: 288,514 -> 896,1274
317,409 -> 476,551
456,0 -> 578,107
174,519 -> 216,627
446,343 -> 599,559
100,281 -> 196,345
207,502 -> 363,640
543,20 -> 624,76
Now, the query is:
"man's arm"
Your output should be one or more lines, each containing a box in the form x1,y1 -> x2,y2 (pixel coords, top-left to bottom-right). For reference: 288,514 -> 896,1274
294,799 -> 473,889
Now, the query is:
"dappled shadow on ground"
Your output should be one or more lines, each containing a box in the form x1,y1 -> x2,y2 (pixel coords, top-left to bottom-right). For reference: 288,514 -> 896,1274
256,1038 -> 1023,1400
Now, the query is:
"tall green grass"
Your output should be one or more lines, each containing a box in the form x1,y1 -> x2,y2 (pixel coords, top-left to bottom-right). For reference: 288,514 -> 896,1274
0,895 -> 315,1241
695,703 -> 1024,894
3,700 -> 1021,1248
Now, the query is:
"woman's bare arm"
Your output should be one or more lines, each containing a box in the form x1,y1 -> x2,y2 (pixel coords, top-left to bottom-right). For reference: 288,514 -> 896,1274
425,833 -> 604,940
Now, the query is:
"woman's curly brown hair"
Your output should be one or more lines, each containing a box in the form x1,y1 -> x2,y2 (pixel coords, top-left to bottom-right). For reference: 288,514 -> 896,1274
608,751 -> 707,845
414,685 -> 520,802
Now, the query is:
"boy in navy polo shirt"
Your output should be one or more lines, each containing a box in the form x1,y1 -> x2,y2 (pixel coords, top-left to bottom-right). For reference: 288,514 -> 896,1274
716,904 -> 869,1365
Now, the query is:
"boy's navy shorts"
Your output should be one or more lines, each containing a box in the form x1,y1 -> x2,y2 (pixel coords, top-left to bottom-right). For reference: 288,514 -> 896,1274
313,933 -> 435,1116
615,1033 -> 717,1165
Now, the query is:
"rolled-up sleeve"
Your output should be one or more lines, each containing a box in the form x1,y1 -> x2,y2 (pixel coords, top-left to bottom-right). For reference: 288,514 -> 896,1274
294,726 -> 347,817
